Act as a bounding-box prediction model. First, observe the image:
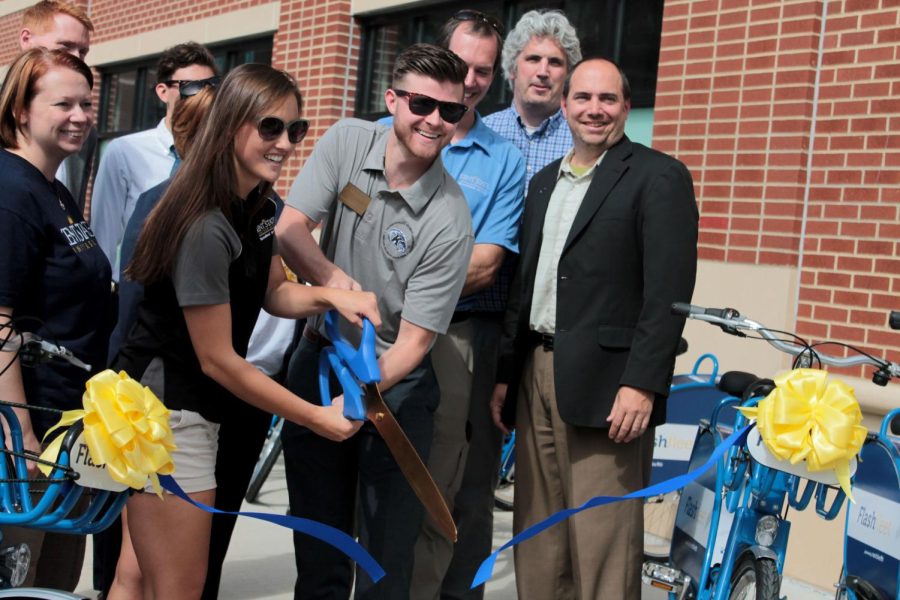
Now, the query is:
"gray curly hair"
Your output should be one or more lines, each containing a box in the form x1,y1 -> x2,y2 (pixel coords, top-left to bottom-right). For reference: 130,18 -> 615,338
501,9 -> 582,89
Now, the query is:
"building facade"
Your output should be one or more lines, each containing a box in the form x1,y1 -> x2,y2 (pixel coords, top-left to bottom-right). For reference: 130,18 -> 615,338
1,0 -> 897,590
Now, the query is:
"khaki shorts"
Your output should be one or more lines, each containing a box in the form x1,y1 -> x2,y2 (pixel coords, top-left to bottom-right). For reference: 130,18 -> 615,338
146,409 -> 220,494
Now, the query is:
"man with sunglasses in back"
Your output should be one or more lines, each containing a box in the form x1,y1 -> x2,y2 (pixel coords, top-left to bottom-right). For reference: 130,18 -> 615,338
90,42 -> 218,280
376,11 -> 525,600
276,44 -> 473,600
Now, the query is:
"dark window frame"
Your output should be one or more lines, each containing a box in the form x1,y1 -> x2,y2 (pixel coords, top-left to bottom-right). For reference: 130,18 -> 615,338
354,0 -> 662,121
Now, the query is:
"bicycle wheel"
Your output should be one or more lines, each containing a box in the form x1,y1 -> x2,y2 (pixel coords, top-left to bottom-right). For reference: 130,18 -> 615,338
643,491 -> 679,560
728,555 -> 780,600
244,420 -> 284,503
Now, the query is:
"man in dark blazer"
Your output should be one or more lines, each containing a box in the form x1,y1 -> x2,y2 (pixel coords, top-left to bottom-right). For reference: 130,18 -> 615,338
490,58 -> 698,599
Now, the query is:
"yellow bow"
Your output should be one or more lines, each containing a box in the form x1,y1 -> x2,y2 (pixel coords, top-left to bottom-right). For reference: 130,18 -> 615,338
738,368 -> 866,500
40,369 -> 177,496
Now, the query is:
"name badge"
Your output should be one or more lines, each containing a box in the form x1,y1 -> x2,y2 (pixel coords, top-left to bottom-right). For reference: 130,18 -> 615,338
339,183 -> 371,216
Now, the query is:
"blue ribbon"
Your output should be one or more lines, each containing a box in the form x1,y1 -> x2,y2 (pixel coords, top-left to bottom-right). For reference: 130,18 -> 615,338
471,424 -> 753,588
159,474 -> 385,583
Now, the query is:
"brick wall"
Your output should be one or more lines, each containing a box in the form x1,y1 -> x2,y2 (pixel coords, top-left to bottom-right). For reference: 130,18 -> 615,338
273,0 -> 361,195
655,0 -> 900,378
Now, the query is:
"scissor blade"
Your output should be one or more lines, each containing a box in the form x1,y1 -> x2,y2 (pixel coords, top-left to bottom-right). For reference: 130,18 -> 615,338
365,385 -> 457,542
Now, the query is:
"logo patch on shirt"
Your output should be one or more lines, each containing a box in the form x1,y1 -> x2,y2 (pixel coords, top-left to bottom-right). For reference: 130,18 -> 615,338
256,216 -> 276,241
382,223 -> 414,258
60,221 -> 98,254
458,173 -> 490,194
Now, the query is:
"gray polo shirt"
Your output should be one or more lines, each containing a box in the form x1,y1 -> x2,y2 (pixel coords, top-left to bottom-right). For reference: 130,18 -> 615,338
286,118 -> 473,354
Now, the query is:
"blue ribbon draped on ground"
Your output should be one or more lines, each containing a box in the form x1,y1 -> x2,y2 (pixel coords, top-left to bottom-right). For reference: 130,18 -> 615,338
471,424 -> 753,588
159,474 -> 385,583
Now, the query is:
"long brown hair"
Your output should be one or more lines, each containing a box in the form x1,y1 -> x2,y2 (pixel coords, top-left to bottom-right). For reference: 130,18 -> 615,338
128,63 -> 302,284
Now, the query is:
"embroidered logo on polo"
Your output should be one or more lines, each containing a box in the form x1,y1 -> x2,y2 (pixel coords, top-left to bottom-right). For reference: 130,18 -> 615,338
60,221 -> 98,254
256,216 -> 276,241
382,223 -> 414,258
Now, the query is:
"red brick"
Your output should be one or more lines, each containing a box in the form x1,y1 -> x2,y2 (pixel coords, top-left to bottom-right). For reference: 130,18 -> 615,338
815,305 -> 849,322
875,259 -> 900,275
727,249 -> 759,263
831,325 -> 867,343
797,320 -> 829,339
837,256 -> 874,271
758,251 -> 798,265
840,221 -> 878,237
851,309 -> 889,326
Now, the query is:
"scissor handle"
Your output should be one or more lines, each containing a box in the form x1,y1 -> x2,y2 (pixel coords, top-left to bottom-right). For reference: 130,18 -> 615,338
323,311 -> 381,385
317,347 -> 367,421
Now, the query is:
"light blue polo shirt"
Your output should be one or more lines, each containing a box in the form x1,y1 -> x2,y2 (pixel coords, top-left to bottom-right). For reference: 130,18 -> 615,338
379,113 -> 525,311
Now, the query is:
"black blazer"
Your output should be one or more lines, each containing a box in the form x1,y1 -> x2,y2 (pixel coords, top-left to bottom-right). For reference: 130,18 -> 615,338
498,136 -> 699,429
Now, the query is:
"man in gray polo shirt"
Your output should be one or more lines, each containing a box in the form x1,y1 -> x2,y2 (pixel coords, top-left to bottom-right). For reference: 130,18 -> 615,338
275,44 -> 473,600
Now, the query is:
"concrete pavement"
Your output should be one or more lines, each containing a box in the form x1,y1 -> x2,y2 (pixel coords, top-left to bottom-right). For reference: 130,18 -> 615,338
72,456 -> 832,599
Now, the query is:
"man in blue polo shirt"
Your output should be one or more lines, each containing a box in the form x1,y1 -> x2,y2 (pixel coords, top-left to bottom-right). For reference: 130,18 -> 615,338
483,9 -> 582,188
380,11 -> 525,600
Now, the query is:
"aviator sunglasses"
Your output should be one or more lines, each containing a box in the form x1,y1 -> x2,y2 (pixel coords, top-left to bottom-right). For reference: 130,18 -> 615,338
392,90 -> 468,124
167,76 -> 222,99
257,116 -> 310,144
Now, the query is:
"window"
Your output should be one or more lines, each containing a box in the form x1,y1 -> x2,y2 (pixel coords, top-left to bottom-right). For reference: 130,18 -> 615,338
97,37 -> 273,143
355,0 -> 664,120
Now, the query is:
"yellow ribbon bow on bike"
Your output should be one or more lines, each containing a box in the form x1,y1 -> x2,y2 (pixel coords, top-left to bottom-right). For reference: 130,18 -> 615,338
738,368 -> 866,500
40,369 -> 177,496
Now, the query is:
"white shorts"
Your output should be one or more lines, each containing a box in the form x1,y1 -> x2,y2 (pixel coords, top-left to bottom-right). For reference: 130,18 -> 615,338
146,409 -> 220,494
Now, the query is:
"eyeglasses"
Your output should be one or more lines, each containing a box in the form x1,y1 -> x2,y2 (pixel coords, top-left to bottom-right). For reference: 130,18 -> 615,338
454,10 -> 505,36
164,76 -> 222,99
257,116 -> 310,144
392,90 -> 468,124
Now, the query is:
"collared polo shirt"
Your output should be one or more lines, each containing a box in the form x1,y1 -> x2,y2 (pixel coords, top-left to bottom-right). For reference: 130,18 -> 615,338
530,149 -> 606,334
482,106 -> 573,189
286,118 -> 473,354
379,113 -> 526,312
91,118 -> 176,279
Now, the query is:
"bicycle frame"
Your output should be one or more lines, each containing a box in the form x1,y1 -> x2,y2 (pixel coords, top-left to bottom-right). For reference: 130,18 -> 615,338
838,408 -> 900,600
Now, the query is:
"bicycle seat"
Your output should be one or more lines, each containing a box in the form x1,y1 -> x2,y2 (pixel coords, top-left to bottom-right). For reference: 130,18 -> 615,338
717,371 -> 775,400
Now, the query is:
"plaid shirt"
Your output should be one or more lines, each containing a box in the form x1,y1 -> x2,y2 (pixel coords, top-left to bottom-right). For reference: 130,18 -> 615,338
482,106 -> 573,190
474,106 -> 573,313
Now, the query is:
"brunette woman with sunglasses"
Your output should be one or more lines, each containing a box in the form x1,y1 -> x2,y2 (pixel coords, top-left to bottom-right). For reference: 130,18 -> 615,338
0,48 -> 111,591
107,63 -> 380,600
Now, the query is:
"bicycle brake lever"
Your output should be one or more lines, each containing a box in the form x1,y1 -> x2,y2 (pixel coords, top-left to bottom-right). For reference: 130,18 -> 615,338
19,334 -> 91,371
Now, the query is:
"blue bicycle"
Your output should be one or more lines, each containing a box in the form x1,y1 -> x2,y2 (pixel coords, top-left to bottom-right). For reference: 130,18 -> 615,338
643,304 -> 900,600
0,321 -> 128,598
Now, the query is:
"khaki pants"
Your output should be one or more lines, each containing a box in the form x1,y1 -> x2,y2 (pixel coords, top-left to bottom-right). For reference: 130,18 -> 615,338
513,345 -> 653,600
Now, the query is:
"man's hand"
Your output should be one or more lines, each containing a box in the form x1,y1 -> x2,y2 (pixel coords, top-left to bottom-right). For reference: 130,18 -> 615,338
490,383 -> 510,435
322,268 -> 362,291
606,385 -> 653,443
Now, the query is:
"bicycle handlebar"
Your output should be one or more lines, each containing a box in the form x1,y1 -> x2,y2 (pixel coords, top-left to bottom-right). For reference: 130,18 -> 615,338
672,302 -> 900,380
1,332 -> 90,372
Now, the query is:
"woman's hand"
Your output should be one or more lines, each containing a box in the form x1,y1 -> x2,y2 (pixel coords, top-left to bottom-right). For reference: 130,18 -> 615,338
327,289 -> 381,329
309,394 -> 362,441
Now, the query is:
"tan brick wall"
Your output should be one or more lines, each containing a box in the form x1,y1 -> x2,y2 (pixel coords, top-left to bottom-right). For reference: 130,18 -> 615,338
656,0 -> 900,379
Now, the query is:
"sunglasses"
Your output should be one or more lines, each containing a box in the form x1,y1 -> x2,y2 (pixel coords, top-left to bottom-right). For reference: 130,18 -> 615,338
165,76 -> 222,98
454,10 -> 505,36
393,90 -> 468,124
257,116 -> 310,144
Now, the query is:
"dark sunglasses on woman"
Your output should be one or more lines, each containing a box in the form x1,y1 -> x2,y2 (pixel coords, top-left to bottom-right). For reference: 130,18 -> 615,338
392,90 -> 468,124
258,116 -> 310,144
170,76 -> 222,99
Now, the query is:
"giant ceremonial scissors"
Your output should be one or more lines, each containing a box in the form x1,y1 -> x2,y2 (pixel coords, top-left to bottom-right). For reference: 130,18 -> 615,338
318,311 -> 457,542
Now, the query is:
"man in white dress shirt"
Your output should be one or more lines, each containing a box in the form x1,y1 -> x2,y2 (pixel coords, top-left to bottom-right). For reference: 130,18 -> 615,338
90,42 -> 217,278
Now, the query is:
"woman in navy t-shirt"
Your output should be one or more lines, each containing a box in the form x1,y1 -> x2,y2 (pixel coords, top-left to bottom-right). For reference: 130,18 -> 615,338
0,49 -> 112,589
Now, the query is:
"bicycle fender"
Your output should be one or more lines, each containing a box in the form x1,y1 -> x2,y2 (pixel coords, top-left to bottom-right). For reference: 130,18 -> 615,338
745,545 -> 778,562
317,347 -> 367,421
